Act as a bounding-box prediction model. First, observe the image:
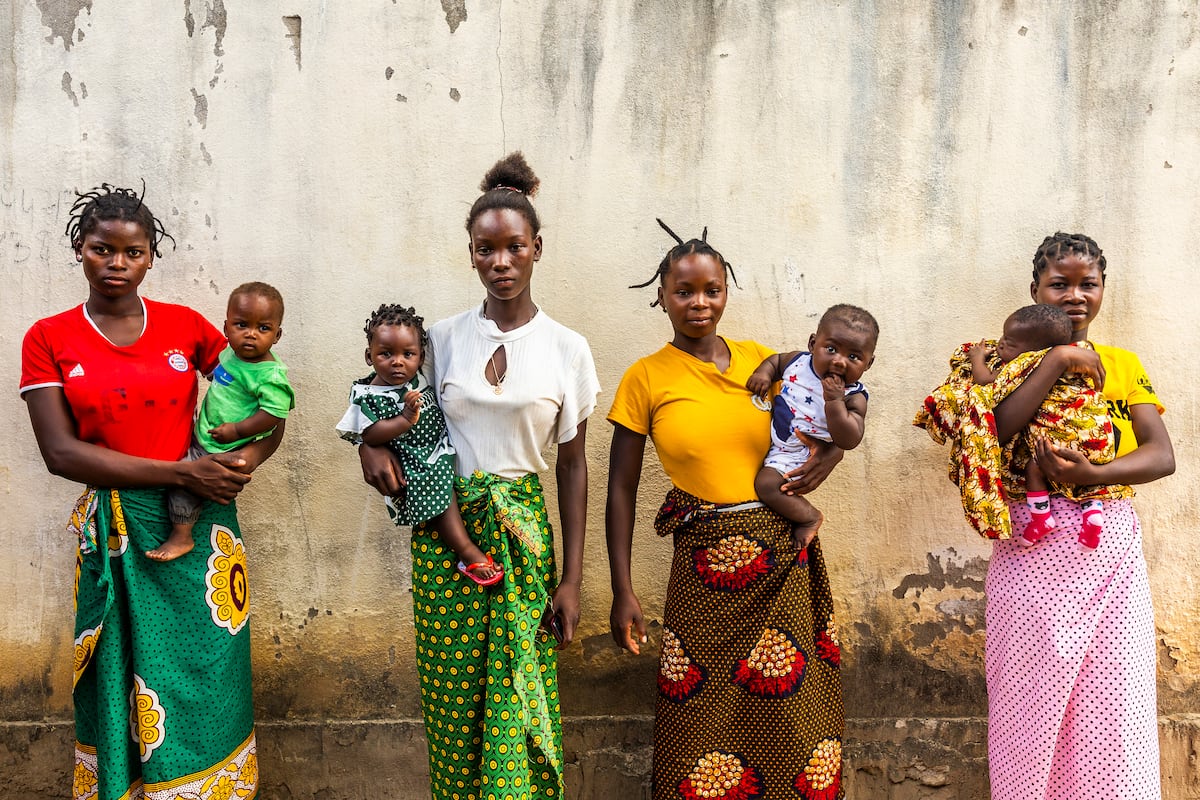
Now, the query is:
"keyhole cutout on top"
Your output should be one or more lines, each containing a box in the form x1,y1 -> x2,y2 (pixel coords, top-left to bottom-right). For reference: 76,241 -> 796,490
485,345 -> 508,395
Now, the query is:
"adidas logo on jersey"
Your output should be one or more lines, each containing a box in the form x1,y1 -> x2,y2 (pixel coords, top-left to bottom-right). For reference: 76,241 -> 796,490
68,363 -> 85,378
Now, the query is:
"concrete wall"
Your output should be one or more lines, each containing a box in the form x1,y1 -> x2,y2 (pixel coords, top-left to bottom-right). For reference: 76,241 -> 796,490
3,1 -> 1199,796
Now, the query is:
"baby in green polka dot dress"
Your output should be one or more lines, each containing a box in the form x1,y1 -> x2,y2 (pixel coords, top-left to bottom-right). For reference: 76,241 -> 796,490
337,303 -> 503,585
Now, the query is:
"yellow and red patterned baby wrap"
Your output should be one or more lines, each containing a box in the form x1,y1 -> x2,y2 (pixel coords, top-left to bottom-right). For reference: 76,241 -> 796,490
913,341 -> 1133,539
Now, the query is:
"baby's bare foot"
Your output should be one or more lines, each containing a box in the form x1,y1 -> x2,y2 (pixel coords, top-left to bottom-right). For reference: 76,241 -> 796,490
146,531 -> 195,562
792,513 -> 824,550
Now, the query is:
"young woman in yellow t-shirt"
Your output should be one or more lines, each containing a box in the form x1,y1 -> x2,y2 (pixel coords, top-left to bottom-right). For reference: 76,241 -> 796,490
606,221 -> 849,799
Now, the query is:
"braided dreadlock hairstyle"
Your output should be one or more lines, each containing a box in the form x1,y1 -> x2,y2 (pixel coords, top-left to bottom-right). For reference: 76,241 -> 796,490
630,218 -> 741,307
1031,232 -> 1106,284
66,182 -> 175,258
465,152 -> 542,235
363,303 -> 428,351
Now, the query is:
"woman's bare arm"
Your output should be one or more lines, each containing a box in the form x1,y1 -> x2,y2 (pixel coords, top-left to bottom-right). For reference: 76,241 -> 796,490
24,386 -> 250,503
226,418 -> 286,474
1036,403 -> 1174,486
606,423 -> 649,654
551,421 -> 589,648
993,346 -> 1105,442
779,432 -> 844,495
358,443 -> 405,496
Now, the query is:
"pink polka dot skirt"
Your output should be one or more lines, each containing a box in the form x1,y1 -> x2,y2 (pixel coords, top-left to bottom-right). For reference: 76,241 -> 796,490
985,498 -> 1161,800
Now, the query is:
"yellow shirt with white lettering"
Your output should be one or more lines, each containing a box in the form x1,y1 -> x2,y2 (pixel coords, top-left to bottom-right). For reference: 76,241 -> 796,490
1093,343 -> 1164,458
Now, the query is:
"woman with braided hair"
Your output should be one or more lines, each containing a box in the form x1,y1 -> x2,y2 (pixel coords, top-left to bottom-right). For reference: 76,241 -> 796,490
20,184 -> 280,799
976,232 -> 1174,799
359,152 -> 599,800
606,221 -> 847,799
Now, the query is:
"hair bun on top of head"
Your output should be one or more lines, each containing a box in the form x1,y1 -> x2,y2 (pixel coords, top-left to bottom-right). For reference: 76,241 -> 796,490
466,152 -> 543,234
479,151 -> 540,198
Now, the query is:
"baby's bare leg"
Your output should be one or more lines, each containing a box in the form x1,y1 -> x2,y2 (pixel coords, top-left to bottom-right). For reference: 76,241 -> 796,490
151,489 -> 200,561
755,466 -> 824,549
146,522 -> 196,562
1026,458 -> 1048,494
435,503 -> 500,581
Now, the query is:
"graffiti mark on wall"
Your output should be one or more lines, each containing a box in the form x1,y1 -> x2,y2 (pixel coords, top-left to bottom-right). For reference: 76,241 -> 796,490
0,187 -> 79,267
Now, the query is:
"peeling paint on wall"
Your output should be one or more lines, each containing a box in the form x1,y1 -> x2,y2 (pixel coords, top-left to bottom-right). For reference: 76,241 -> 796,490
36,0 -> 92,50
441,0 -> 467,34
183,0 -> 227,57
61,72 -> 78,107
892,549 -> 986,599
191,89 -> 208,129
283,16 -> 302,70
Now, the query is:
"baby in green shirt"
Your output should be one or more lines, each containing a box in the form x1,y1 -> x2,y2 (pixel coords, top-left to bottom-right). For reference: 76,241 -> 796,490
150,282 -> 296,561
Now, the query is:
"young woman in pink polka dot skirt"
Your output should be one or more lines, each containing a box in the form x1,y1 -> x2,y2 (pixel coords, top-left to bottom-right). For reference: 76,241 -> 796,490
984,233 -> 1174,799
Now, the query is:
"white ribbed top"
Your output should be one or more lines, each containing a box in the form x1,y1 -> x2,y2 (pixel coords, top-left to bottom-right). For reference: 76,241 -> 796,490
426,304 -> 600,479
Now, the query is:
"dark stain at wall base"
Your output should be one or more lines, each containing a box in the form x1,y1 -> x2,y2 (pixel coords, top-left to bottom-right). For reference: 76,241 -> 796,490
846,617 -> 987,718
441,0 -> 467,33
35,0 -> 92,51
0,669 -> 57,719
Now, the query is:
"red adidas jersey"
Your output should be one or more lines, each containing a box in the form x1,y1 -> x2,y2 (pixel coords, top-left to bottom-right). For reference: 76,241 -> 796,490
20,299 -> 225,460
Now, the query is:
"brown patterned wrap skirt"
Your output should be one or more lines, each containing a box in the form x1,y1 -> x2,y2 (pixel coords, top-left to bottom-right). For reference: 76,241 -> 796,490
652,488 -> 845,800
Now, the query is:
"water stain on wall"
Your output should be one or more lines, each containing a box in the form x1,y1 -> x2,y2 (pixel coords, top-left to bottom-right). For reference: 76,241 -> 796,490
538,4 -> 604,145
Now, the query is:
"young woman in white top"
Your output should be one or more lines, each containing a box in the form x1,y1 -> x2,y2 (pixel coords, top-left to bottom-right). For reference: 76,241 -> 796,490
359,152 -> 599,800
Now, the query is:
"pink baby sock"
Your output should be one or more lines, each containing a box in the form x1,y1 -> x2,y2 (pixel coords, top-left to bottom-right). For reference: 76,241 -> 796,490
1079,500 -> 1104,549
1020,491 -> 1056,546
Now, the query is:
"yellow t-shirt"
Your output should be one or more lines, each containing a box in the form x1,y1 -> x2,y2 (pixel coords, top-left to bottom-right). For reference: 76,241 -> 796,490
607,339 -> 775,504
1093,343 -> 1164,458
